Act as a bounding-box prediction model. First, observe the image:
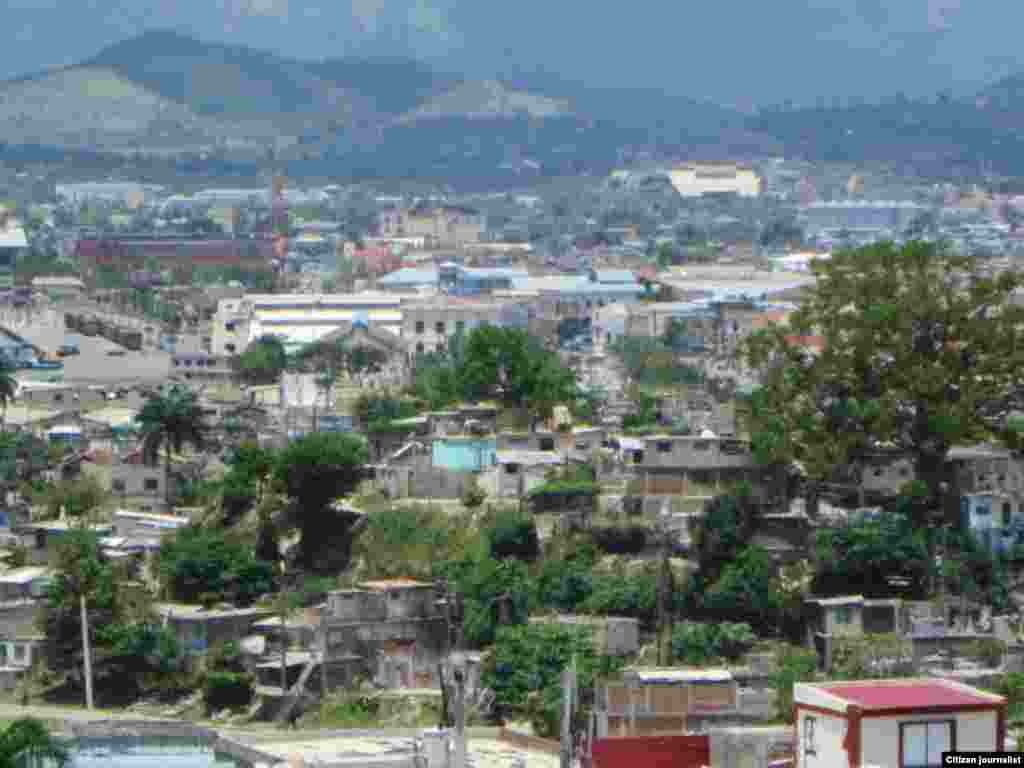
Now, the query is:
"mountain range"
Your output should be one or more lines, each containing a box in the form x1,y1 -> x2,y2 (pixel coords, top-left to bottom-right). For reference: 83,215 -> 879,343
4,30 -> 1024,181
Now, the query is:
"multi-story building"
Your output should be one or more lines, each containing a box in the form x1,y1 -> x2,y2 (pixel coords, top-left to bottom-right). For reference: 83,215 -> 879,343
401,298 -> 530,358
799,200 -> 926,237
320,579 -> 450,690
211,293 -> 403,355
667,164 -> 761,198
378,206 -> 486,248
0,218 -> 26,291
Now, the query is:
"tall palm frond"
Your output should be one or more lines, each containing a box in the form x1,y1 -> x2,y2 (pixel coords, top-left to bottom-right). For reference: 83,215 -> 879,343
0,717 -> 69,768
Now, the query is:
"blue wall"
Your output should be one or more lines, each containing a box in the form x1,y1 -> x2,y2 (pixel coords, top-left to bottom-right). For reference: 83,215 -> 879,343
432,438 -> 497,471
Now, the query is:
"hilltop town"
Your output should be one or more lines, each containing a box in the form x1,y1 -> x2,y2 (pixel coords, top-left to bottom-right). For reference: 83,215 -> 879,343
0,161 -> 1019,767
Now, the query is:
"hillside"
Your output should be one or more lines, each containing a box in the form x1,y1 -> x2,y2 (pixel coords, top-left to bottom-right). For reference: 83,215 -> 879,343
404,79 -> 573,121
0,66 -> 229,151
0,30 -> 761,180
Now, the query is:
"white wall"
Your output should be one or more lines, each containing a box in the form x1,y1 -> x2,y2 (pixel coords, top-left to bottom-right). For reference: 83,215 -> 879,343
798,710 -> 847,768
860,711 -> 996,767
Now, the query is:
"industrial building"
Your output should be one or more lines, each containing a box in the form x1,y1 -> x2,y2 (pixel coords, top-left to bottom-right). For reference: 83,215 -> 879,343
667,164 -> 762,198
211,293 -> 403,355
800,200 -> 926,236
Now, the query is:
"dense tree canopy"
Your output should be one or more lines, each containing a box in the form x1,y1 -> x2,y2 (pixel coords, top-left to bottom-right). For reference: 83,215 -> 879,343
273,432 -> 368,571
233,335 -> 288,385
414,326 -> 577,427
744,242 -> 1024,526
156,525 -> 276,606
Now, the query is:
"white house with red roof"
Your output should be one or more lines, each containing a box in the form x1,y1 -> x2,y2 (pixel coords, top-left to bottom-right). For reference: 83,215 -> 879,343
794,678 -> 1007,768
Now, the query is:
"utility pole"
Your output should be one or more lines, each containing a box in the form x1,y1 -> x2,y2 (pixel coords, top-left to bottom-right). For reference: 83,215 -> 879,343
80,593 -> 94,711
560,657 -> 577,768
453,666 -> 466,768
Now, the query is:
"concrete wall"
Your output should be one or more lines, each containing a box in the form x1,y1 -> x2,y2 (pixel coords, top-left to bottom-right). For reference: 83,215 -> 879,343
709,727 -> 794,768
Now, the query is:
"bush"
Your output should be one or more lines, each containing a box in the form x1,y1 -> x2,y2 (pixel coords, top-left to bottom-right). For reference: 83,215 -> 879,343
963,638 -> 1006,669
156,526 -> 276,606
590,525 -> 648,555
203,671 -> 255,714
485,506 -> 540,561
670,622 -> 756,665
771,646 -> 818,722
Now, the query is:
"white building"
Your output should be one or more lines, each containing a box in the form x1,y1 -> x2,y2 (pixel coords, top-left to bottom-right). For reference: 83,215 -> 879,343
795,678 -> 1006,768
211,293 -> 403,356
667,164 -> 761,198
55,182 -> 164,208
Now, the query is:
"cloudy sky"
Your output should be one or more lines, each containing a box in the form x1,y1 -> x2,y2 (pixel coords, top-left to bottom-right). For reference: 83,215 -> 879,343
2,0 -> 1021,107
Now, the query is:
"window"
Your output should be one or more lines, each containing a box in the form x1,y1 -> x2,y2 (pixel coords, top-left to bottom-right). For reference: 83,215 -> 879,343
539,437 -> 555,451
901,721 -> 953,768
456,320 -> 466,335
13,645 -> 25,662
54,394 -> 63,403
144,478 -> 159,491
225,322 -> 236,332
1004,501 -> 1012,526
657,441 -> 673,453
504,463 -> 520,475
416,342 -> 425,355
225,343 -> 236,353
112,479 -> 126,492
415,321 -> 425,334
833,605 -> 853,625
435,321 -> 445,334
803,716 -> 816,757
693,441 -> 711,451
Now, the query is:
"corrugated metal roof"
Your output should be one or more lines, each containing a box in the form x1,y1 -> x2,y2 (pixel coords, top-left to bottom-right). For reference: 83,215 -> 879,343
817,678 -> 1005,711
629,668 -> 733,684
378,267 -> 440,285
0,228 -> 27,249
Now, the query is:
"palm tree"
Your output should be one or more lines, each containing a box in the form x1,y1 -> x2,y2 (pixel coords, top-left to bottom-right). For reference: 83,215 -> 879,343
0,718 -> 69,768
137,385 -> 207,508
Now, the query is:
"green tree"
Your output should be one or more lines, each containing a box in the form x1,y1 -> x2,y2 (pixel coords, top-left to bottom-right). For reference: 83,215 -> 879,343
273,433 -> 368,571
702,546 -> 783,632
137,386 -> 207,506
156,525 -> 275,606
353,504 -> 479,580
459,326 -> 577,429
220,441 -> 275,522
0,364 -> 16,429
694,485 -> 759,584
743,242 -> 1024,529
670,622 -> 757,665
435,549 -> 531,647
0,718 -> 69,768
233,335 -> 288,385
38,475 -> 108,520
483,506 -> 540,561
353,393 -> 418,430
771,645 -> 818,722
482,623 -> 622,738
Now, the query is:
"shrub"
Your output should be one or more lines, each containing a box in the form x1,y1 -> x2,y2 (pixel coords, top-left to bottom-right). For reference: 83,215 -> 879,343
670,622 -> 756,665
771,646 -> 818,722
963,638 -> 1006,669
203,671 -> 255,714
485,506 -> 540,561
590,525 -> 648,554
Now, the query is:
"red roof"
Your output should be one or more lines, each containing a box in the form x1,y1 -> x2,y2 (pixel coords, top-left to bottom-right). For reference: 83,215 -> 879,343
821,680 -> 1003,711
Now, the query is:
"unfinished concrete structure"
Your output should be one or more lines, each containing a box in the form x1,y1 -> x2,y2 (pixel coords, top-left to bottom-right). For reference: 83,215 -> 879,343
321,579 -> 450,690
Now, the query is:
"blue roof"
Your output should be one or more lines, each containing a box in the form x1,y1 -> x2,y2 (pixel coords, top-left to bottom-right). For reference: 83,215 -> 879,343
594,269 -> 636,284
460,267 -> 529,280
378,267 -> 439,286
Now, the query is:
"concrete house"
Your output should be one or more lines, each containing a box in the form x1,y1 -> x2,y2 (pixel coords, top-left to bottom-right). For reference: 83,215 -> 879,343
0,567 -> 54,687
376,442 -> 477,500
110,462 -> 168,513
320,579 -> 449,690
489,450 -> 563,498
158,604 -> 273,657
596,668 -> 740,738
794,679 -> 1007,768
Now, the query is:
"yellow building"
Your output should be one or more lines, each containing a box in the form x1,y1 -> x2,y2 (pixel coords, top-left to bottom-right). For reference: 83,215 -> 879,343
667,164 -> 761,198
